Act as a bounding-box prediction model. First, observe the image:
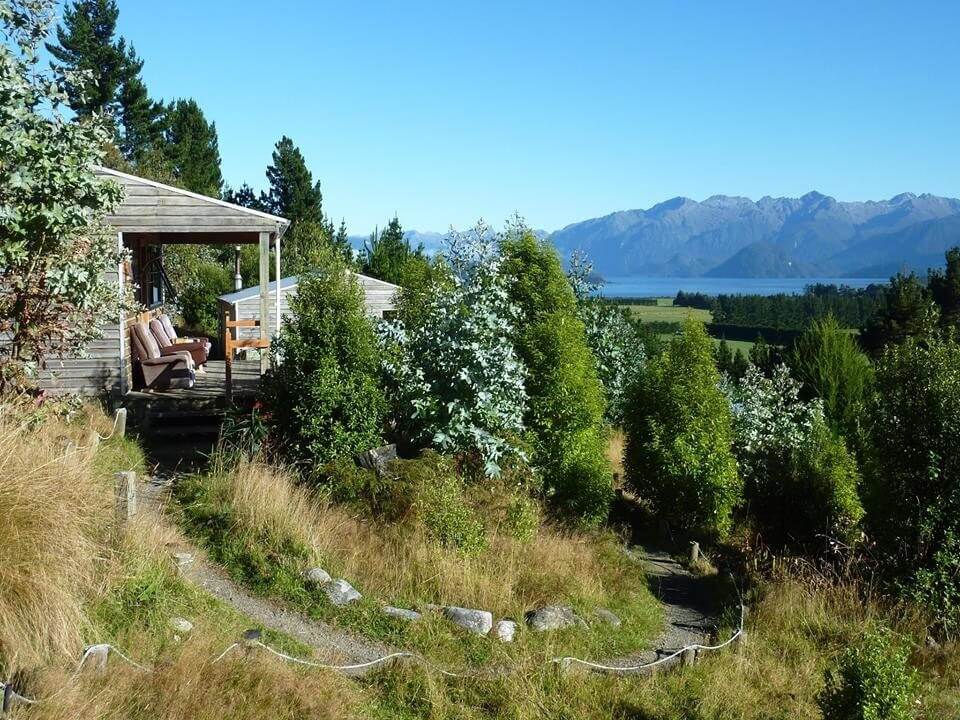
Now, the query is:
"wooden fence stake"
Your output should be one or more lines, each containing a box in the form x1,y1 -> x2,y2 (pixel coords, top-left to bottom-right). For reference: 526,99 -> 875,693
681,648 -> 696,667
689,541 -> 700,565
115,471 -> 138,522
115,407 -> 127,439
2,683 -> 13,714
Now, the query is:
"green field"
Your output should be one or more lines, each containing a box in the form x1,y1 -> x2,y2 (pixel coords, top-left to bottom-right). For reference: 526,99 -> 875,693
625,297 -> 712,323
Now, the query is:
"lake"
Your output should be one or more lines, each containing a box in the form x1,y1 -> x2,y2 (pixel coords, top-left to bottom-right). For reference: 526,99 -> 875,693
599,277 -> 887,298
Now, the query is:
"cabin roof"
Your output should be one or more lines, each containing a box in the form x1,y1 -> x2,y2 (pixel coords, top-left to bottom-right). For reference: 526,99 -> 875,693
218,273 -> 401,305
95,165 -> 289,239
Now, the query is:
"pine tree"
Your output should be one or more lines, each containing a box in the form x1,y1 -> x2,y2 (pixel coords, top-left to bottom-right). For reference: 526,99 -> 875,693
861,272 -> 939,355
117,74 -> 164,160
47,0 -> 163,161
929,247 -> 960,329
263,136 -> 324,226
333,219 -> 353,263
162,99 -> 223,197
223,183 -> 269,212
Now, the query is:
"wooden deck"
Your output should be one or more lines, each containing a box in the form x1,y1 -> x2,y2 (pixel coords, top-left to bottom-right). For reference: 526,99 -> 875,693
123,360 -> 263,470
124,360 -> 261,409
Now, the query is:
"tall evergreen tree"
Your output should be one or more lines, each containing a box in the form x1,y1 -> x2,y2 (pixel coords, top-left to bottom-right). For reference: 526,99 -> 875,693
47,0 -> 162,161
162,99 -> 223,197
334,219 -> 352,263
223,183 -> 268,212
263,136 -> 324,226
928,247 -> 960,329
860,272 -> 939,355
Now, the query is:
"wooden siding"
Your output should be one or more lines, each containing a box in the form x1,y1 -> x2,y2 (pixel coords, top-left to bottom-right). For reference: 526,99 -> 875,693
96,168 -> 285,236
218,274 -> 398,345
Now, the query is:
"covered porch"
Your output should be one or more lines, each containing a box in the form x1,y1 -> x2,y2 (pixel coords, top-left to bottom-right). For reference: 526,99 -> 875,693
95,166 -> 290,400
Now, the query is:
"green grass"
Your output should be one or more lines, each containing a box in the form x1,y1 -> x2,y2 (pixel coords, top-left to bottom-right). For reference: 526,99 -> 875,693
625,298 -> 713,323
713,337 -> 755,355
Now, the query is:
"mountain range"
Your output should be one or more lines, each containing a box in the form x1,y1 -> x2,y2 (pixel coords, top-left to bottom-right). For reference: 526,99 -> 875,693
350,192 -> 960,278
549,192 -> 960,278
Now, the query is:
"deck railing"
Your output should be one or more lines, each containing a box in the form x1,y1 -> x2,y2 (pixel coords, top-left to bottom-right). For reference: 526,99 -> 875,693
223,313 -> 269,405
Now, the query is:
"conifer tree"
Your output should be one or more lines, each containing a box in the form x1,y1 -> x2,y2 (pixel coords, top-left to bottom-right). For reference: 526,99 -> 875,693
263,136 -> 324,226
162,99 -> 223,197
334,219 -> 352,263
47,0 -> 162,160
223,183 -> 268,212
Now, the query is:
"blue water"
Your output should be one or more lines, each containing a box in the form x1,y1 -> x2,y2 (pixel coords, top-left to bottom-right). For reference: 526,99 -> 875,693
599,276 -> 888,298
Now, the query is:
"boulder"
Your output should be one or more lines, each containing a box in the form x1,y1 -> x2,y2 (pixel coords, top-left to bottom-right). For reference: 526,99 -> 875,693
383,606 -> 422,622
304,567 -> 332,585
169,617 -> 193,633
443,606 -> 493,635
592,608 -> 622,627
526,606 -> 587,632
324,579 -> 362,606
492,619 -> 517,642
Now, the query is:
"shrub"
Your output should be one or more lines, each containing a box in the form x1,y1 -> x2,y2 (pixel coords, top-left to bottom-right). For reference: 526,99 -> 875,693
501,223 -> 612,527
624,318 -> 740,539
567,251 -> 647,424
818,627 -> 918,720
729,364 -> 863,547
504,492 -> 541,542
417,472 -> 488,556
791,314 -> 874,444
259,247 -> 387,469
865,333 -> 960,634
174,259 -> 233,339
379,222 -> 528,477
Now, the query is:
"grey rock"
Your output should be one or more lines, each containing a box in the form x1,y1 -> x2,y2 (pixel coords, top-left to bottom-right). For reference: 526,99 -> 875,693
492,619 -> 517,642
383,606 -> 422,622
304,567 -> 332,585
324,579 -> 362,606
171,551 -> 193,566
526,606 -> 587,632
592,608 -> 622,627
169,617 -> 193,633
443,606 -> 493,635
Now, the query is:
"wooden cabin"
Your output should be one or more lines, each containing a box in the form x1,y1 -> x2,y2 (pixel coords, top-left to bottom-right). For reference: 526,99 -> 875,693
218,273 -> 399,349
36,166 -> 289,397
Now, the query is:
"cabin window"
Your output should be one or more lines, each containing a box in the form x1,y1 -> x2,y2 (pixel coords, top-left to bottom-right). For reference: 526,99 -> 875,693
130,243 -> 165,308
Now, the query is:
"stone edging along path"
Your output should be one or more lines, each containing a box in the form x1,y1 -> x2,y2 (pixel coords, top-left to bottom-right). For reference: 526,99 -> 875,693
147,475 -> 728,678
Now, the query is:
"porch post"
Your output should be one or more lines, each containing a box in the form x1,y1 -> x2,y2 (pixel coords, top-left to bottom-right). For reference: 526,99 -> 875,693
274,232 -> 282,365
258,231 -> 270,374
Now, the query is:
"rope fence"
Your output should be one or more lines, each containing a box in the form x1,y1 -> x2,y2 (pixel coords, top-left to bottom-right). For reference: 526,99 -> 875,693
1,596 -> 745,711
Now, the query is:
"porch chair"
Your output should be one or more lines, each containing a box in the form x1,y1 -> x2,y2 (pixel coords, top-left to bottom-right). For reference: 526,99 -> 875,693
130,321 -> 196,390
157,313 -> 212,357
149,318 -> 209,369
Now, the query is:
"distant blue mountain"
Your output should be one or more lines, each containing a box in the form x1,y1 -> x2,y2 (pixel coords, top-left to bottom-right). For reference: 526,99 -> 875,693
549,192 -> 960,278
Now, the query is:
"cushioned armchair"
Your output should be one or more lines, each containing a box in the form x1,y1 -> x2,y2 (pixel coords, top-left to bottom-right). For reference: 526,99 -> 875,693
149,318 -> 208,368
158,314 -> 212,357
131,322 -> 195,390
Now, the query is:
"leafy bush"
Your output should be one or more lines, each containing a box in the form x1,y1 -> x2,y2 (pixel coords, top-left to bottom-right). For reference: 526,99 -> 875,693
865,333 -> 960,634
567,252 -> 647,424
728,364 -> 863,547
174,259 -> 233,339
259,247 -> 386,469
501,224 -> 612,527
818,627 -> 918,720
791,314 -> 874,444
504,492 -> 541,542
417,472 -> 488,556
624,318 -> 741,539
379,222 -> 528,477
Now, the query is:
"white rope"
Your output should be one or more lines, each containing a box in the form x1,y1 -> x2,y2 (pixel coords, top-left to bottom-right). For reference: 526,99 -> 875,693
252,641 -> 467,678
212,642 -> 240,663
95,409 -> 124,442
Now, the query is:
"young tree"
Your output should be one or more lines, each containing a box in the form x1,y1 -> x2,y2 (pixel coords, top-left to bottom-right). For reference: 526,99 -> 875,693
567,251 -> 647,425
791,314 -> 874,444
361,216 -> 430,286
162,99 -> 222,197
379,222 -> 528,477
865,334 -> 960,634
928,246 -> 960,329
333,218 -> 352,263
501,224 -> 611,526
0,0 -> 128,391
263,135 -> 324,226
259,246 -> 386,469
624,318 -> 741,539
860,272 -> 939,355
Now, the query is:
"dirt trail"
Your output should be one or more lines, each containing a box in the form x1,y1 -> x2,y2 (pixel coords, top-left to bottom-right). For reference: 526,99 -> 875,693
141,473 -> 725,677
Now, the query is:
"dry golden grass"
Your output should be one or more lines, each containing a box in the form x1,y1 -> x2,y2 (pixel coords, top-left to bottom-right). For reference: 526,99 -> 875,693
208,459 -> 641,619
605,430 -> 626,481
22,633 -> 364,720
0,408 -> 114,669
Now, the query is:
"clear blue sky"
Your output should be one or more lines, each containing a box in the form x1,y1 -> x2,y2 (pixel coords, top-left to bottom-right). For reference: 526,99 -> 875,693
114,0 -> 958,234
